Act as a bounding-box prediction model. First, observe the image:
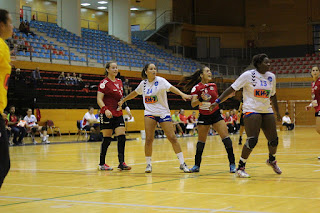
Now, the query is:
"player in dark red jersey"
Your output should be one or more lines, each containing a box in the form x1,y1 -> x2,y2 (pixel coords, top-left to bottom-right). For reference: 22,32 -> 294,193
97,62 -> 132,171
305,65 -> 320,159
181,66 -> 236,173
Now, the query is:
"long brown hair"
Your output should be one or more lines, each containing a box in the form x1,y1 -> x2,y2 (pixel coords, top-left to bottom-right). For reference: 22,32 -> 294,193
180,66 -> 207,92
141,63 -> 153,79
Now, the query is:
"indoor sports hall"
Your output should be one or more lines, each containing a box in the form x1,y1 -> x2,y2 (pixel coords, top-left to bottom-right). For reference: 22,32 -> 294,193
0,0 -> 319,212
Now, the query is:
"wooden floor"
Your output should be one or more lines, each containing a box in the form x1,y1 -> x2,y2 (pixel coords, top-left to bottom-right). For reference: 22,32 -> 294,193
0,127 -> 319,213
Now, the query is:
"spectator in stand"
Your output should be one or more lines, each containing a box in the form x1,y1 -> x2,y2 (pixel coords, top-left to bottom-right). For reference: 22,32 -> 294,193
172,110 -> 184,136
123,78 -> 132,95
14,68 -> 25,82
282,112 -> 294,130
224,112 -> 236,134
17,35 -> 26,51
58,71 -> 65,84
65,73 -> 71,85
82,106 -> 100,134
179,109 -> 188,134
77,73 -> 83,86
31,67 -> 42,87
24,20 -> 34,36
71,72 -> 78,85
24,108 -> 50,144
187,111 -> 198,135
19,21 -> 28,35
7,106 -> 26,145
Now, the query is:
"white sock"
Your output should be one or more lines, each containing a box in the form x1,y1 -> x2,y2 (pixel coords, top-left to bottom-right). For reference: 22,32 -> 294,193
176,152 -> 184,165
146,156 -> 152,165
240,157 -> 247,163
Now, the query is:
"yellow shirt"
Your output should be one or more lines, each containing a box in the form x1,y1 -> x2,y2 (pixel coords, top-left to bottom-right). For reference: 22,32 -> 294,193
0,38 -> 12,114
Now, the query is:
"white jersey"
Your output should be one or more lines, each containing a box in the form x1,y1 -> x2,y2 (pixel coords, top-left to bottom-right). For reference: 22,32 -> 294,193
231,69 -> 276,113
82,112 -> 97,127
24,115 -> 37,127
135,76 -> 172,116
282,115 -> 292,124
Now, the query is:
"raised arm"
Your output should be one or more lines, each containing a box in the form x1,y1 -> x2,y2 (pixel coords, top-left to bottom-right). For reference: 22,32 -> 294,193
169,86 -> 192,101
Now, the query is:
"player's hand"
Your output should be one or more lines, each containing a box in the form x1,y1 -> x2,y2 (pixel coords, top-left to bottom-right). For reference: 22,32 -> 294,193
276,114 -> 282,122
105,109 -> 113,118
128,112 -> 133,120
181,94 -> 192,101
118,99 -> 124,108
305,105 -> 312,111
209,102 -> 218,111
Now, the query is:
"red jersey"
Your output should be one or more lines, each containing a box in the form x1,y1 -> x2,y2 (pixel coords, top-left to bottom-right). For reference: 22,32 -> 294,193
98,77 -> 123,117
179,114 -> 188,124
312,77 -> 320,112
224,116 -> 233,123
188,115 -> 196,123
232,114 -> 238,122
8,113 -> 18,127
191,82 -> 219,115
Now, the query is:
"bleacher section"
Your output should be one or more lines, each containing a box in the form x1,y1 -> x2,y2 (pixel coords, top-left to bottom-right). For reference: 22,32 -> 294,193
14,20 -> 201,73
270,54 -> 320,76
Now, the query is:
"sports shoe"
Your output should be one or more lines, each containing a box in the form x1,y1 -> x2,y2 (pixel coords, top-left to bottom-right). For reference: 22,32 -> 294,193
179,163 -> 191,173
236,167 -> 250,178
190,165 -> 200,173
118,162 -> 132,171
229,163 -> 236,173
98,164 -> 113,171
145,164 -> 152,173
32,138 -> 37,145
42,136 -> 50,144
266,159 -> 282,174
318,156 -> 320,160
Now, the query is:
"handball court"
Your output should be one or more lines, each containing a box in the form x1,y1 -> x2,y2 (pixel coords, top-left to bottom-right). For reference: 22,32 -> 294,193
0,127 -> 319,213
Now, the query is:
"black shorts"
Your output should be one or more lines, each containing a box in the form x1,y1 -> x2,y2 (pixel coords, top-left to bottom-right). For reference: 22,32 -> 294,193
99,114 -> 125,130
239,113 -> 244,126
197,110 -> 224,125
316,111 -> 320,117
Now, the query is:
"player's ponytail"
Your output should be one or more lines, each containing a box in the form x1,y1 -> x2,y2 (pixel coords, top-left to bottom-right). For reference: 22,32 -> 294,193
180,66 -> 206,92
141,64 -> 152,80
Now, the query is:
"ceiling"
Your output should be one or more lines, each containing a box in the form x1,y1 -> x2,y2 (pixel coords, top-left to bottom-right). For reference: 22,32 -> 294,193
49,0 -> 156,11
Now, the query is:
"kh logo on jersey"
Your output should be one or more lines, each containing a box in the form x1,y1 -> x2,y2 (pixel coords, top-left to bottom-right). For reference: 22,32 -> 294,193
145,96 -> 158,104
254,89 -> 270,98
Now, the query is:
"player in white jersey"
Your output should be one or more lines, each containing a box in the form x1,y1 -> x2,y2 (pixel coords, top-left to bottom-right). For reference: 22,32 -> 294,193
118,63 -> 191,173
24,108 -> 50,144
211,54 -> 282,178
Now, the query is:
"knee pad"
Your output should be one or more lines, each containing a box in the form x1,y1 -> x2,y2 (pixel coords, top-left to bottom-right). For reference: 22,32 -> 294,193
245,137 -> 258,150
222,137 -> 233,149
268,137 -> 278,147
41,126 -> 47,131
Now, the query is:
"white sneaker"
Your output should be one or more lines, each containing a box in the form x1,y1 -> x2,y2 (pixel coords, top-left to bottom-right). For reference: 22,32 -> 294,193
32,138 -> 37,144
236,167 -> 250,178
145,164 -> 152,173
42,136 -> 50,144
180,163 -> 191,173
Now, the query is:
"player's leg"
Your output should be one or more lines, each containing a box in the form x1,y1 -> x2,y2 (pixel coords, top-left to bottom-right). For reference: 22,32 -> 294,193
98,113 -> 113,171
0,116 -> 10,189
144,116 -> 157,173
213,120 -> 236,173
114,116 -> 131,170
236,114 -> 262,178
160,120 -> 190,173
261,114 -> 282,174
238,114 -> 245,145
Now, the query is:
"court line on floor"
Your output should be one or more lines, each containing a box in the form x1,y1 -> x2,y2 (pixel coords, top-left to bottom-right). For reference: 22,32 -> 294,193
0,196 -> 270,213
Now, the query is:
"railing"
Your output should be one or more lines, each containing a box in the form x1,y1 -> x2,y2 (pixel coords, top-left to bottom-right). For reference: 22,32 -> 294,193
143,10 -> 173,31
30,10 -> 100,30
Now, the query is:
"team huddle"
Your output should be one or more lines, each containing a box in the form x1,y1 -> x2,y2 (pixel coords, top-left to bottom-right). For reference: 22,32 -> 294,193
96,54 -> 320,178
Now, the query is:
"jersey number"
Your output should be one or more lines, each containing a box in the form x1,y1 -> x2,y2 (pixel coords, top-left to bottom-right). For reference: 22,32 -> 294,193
260,80 -> 267,87
146,89 -> 152,95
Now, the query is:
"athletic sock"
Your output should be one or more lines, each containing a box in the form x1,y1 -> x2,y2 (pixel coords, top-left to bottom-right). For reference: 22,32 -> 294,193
146,156 -> 152,165
238,157 -> 247,169
176,152 -> 185,165
195,141 -> 205,167
99,137 -> 112,165
269,154 -> 276,162
222,137 -> 235,164
117,135 -> 126,164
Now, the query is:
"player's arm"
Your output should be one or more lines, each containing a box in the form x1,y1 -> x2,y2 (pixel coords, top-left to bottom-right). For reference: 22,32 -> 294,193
191,95 -> 201,108
270,94 -> 281,121
169,86 -> 191,101
97,92 -> 112,118
119,90 -> 139,107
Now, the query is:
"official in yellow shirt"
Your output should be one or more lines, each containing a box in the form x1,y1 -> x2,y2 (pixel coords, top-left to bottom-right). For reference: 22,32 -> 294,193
0,9 -> 13,189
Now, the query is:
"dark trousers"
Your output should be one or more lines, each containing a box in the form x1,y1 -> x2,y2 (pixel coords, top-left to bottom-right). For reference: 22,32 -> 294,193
283,123 -> 294,130
0,116 -> 10,189
11,126 -> 26,144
